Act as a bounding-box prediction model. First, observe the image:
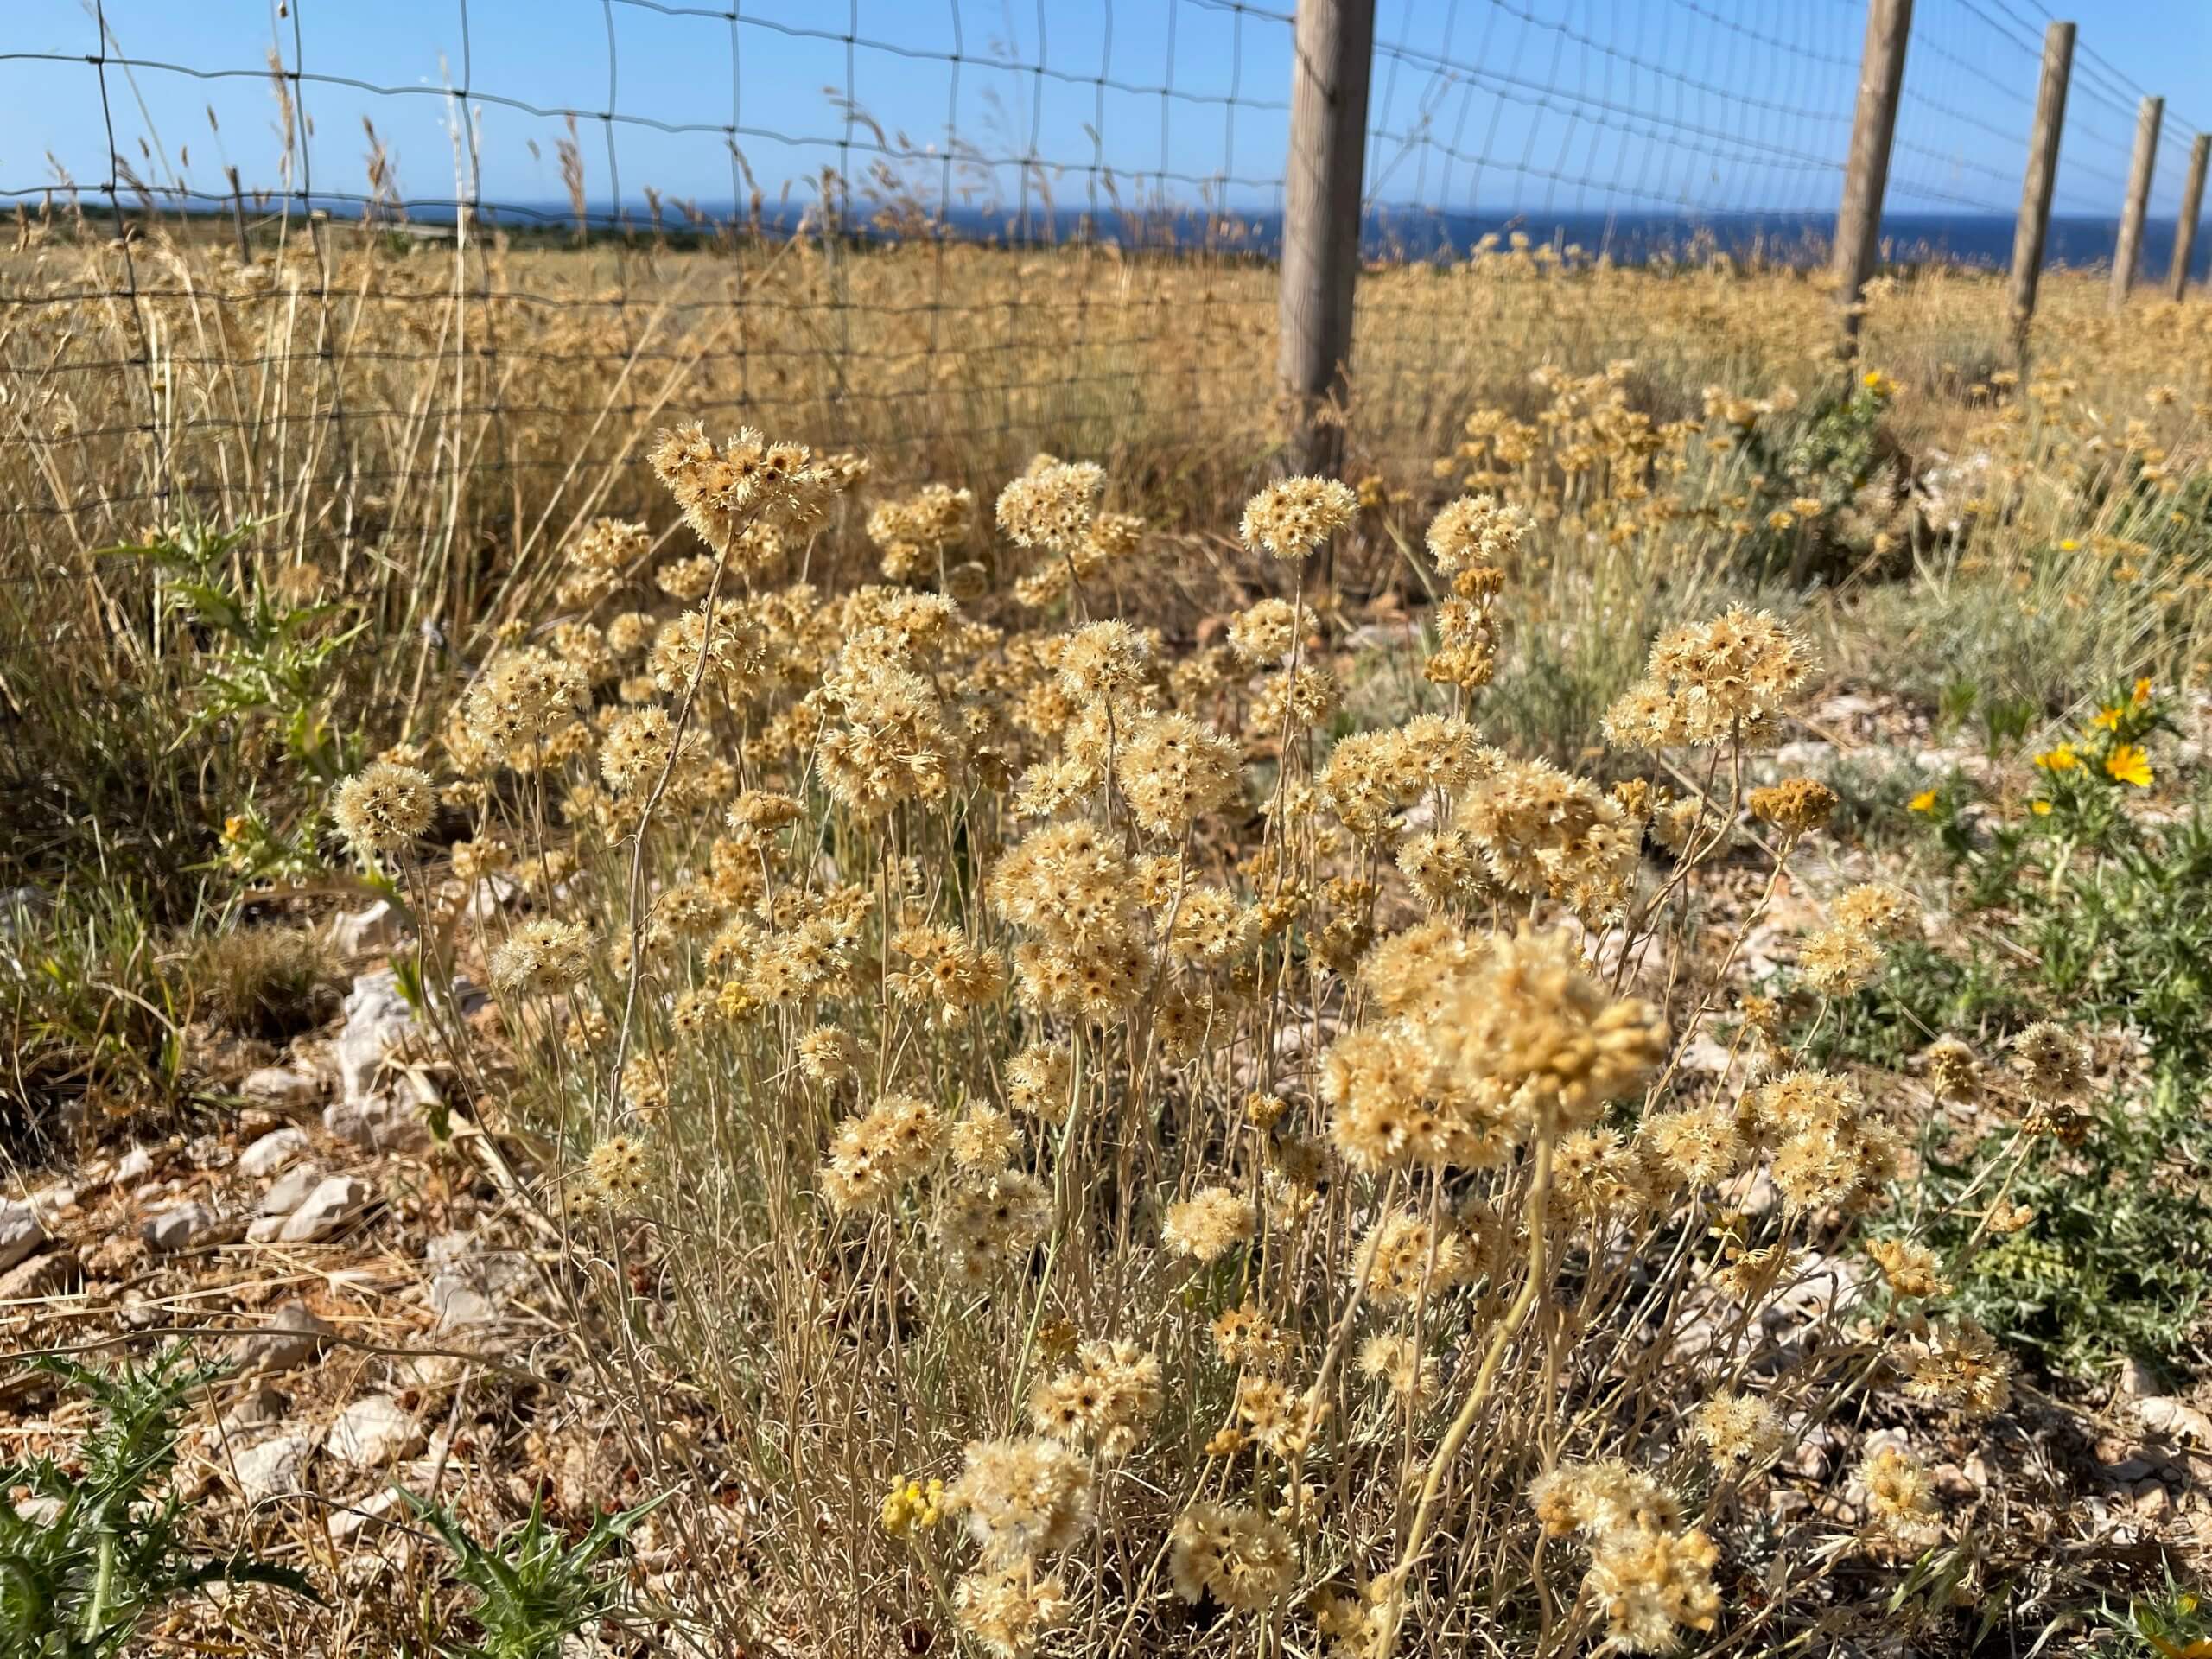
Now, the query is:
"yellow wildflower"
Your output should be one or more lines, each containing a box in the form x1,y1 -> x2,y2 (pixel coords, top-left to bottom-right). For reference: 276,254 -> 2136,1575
1909,790 -> 1937,813
2031,800 -> 2052,817
2033,743 -> 2078,772
881,1478 -> 947,1536
2091,705 -> 2122,732
2105,744 -> 2152,787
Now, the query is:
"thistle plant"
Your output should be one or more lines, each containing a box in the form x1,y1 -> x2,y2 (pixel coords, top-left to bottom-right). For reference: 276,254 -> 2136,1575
0,1347 -> 311,1658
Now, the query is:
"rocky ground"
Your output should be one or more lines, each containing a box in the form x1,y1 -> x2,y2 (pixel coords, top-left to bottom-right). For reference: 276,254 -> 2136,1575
0,911 -> 679,1649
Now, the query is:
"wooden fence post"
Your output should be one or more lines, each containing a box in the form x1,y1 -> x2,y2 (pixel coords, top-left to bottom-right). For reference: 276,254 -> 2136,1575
1279,0 -> 1376,478
1833,0 -> 1913,358
2008,20 -> 2073,362
2170,131 -> 2210,300
2112,94 -> 2164,308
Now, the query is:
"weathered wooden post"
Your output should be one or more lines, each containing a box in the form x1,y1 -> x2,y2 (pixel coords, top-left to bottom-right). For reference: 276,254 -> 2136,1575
1279,0 -> 1376,477
2111,94 -> 2164,308
1833,0 -> 1913,359
2170,131 -> 2209,299
2008,20 -> 2073,362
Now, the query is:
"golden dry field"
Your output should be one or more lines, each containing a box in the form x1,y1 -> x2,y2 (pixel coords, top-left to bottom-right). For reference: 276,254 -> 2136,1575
3,220 -> 2212,1659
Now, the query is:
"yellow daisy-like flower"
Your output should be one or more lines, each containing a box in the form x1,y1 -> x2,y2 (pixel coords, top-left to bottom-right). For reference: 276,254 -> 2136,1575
2105,744 -> 2152,787
2031,800 -> 2052,817
1909,789 -> 1937,813
2033,743 -> 2078,772
1862,370 -> 1898,398
2091,705 -> 2123,732
2131,677 -> 2153,706
2057,538 -> 2080,552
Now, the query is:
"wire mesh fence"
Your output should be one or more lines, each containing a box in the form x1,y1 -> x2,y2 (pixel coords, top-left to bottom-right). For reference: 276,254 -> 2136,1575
1,0 -> 2206,596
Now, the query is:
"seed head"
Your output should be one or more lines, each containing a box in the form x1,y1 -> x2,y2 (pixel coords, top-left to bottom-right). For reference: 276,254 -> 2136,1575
490,918 -> 593,998
332,761 -> 435,853
1239,476 -> 1357,562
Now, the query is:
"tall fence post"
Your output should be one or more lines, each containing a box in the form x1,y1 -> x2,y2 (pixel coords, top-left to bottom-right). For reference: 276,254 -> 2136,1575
1833,0 -> 1913,359
2171,132 -> 2210,300
2112,95 -> 2164,308
2008,20 -> 2073,364
1279,0 -> 1376,478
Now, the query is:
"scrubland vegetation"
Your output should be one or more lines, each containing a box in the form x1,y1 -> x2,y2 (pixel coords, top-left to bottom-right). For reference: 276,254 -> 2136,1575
2,219 -> 2210,1656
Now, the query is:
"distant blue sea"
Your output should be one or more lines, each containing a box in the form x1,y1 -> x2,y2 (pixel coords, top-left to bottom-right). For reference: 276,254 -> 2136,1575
922,205 -> 2212,281
245,193 -> 2212,280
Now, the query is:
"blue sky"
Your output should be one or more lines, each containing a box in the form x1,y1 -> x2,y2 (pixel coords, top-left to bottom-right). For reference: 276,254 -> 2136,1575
3,1 -> 2207,228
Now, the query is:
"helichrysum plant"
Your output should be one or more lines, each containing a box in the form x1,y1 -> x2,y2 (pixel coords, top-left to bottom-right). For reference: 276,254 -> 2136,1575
332,406 -> 2137,1659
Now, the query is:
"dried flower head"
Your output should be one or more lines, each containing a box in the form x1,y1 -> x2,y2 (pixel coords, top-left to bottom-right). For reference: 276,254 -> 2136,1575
586,1135 -> 650,1206
1748,777 -> 1837,836
1006,1041 -> 1071,1117
948,1105 -> 1022,1172
996,461 -> 1107,553
820,1093 -> 945,1213
1117,712 -> 1243,837
649,421 -> 849,544
1426,493 -> 1530,574
939,1168 -> 1053,1284
1168,1502 -> 1296,1613
1584,1523 -> 1720,1653
1432,927 -> 1666,1131
332,761 -> 435,853
948,1438 -> 1093,1563
1227,596 -> 1313,664
1922,1036 -> 1980,1100
1866,1236 -> 1954,1300
490,918 -> 593,998
1240,476 -> 1357,562
1858,1443 -> 1939,1534
1897,1316 -> 2012,1419
1162,1186 -> 1254,1262
797,1026 -> 859,1085
1605,606 -> 1816,748
2011,1020 -> 2088,1100
1027,1340 -> 1162,1458
1357,1332 -> 1438,1403
1798,923 -> 1883,996
1833,884 -> 1916,938
1352,1208 -> 1472,1306
463,647 -> 590,752
1693,1392 -> 1783,1465
954,1562 -> 1071,1659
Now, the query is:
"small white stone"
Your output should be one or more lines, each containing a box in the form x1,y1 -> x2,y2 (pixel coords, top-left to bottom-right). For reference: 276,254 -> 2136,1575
327,1485 -> 410,1541
142,1202 -> 216,1253
255,1163 -> 324,1218
337,971 -> 416,1109
329,899 -> 402,958
327,1395 -> 424,1469
235,1302 -> 334,1373
2139,1395 -> 2212,1446
227,1431 -> 317,1501
0,1202 -> 49,1274
277,1175 -> 371,1243
238,1127 -> 309,1180
115,1146 -> 156,1185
